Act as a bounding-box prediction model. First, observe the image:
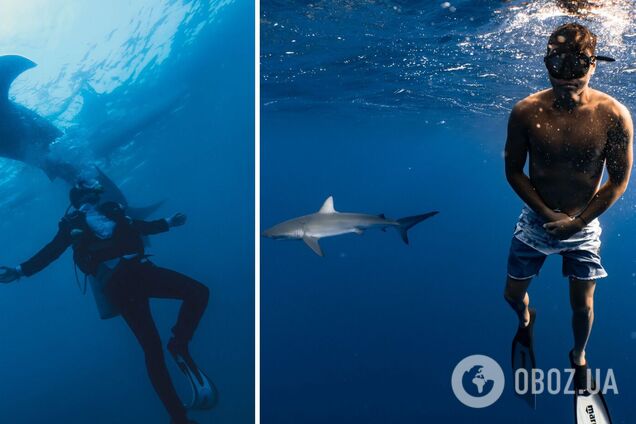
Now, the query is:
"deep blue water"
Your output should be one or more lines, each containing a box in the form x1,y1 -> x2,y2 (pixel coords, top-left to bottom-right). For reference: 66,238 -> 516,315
0,1 -> 253,423
262,1 -> 636,423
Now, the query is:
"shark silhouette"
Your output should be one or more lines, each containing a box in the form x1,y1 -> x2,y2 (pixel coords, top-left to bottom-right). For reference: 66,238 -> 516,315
0,54 -> 162,217
0,55 -> 68,179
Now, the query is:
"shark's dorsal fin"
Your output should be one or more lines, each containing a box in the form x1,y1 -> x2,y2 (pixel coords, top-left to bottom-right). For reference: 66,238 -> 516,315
378,213 -> 386,219
0,55 -> 36,100
318,196 -> 337,214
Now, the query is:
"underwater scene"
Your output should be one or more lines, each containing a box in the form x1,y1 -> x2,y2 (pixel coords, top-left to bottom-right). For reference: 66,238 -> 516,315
0,1 -> 253,423
261,1 -> 635,423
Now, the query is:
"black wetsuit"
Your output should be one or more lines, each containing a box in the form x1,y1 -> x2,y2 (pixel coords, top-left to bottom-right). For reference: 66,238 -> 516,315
20,203 -> 209,424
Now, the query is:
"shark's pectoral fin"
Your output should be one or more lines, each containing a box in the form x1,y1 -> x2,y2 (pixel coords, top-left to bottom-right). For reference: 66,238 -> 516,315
353,228 -> 364,235
302,236 -> 324,257
95,166 -> 128,205
95,166 -> 164,219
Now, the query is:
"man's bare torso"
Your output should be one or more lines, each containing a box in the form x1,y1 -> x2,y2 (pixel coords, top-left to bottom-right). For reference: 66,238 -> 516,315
517,88 -> 622,216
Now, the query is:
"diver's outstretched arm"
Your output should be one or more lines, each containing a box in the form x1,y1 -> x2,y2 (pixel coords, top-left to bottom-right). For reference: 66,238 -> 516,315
16,220 -> 73,278
132,212 -> 187,236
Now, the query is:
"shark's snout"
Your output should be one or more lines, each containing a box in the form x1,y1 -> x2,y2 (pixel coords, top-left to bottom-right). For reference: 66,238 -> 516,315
262,226 -> 284,239
262,221 -> 303,240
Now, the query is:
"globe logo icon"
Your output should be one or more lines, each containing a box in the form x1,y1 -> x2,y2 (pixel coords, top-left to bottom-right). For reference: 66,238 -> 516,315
452,355 -> 505,408
462,365 -> 496,397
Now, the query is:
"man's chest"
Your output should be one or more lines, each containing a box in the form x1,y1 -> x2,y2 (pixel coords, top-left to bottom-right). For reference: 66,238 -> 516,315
526,111 -> 608,159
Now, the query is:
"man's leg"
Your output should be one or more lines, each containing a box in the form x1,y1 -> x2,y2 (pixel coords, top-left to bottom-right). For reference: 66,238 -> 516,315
119,299 -> 190,424
505,236 -> 546,327
139,262 -> 210,348
569,278 -> 596,366
504,276 -> 533,327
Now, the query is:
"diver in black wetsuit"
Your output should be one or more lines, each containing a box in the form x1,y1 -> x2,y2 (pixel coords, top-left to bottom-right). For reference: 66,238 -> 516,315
0,178 -> 208,424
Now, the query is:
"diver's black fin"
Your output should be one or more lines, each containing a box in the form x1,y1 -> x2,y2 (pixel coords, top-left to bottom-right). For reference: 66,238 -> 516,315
570,351 -> 612,424
0,55 -> 36,99
511,308 -> 537,409
170,350 -> 218,410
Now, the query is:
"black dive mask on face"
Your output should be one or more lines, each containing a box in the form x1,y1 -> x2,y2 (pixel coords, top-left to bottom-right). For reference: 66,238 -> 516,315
543,51 -> 615,80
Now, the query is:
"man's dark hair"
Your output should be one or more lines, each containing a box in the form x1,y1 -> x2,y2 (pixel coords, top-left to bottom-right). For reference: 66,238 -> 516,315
547,22 -> 597,55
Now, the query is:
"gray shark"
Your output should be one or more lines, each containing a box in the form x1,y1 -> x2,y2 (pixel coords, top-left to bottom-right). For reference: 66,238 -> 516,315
263,196 -> 438,256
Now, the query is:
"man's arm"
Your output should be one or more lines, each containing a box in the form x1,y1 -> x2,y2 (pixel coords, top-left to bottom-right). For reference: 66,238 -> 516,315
544,102 -> 634,240
578,103 -> 634,224
505,102 -> 566,222
132,212 -> 187,235
19,220 -> 73,277
132,218 -> 170,235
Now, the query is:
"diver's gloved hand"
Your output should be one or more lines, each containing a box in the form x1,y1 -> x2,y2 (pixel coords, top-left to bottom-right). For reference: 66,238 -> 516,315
167,213 -> 187,228
0,266 -> 21,283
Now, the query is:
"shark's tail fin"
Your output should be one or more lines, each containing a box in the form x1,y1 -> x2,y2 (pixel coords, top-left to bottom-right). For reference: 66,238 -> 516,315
0,55 -> 36,99
396,211 -> 438,244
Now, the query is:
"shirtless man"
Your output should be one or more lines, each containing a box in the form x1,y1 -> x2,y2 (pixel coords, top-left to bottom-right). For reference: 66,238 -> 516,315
503,22 -> 633,382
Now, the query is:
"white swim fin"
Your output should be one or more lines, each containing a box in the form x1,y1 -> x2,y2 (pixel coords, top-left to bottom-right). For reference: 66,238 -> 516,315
171,350 -> 219,410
